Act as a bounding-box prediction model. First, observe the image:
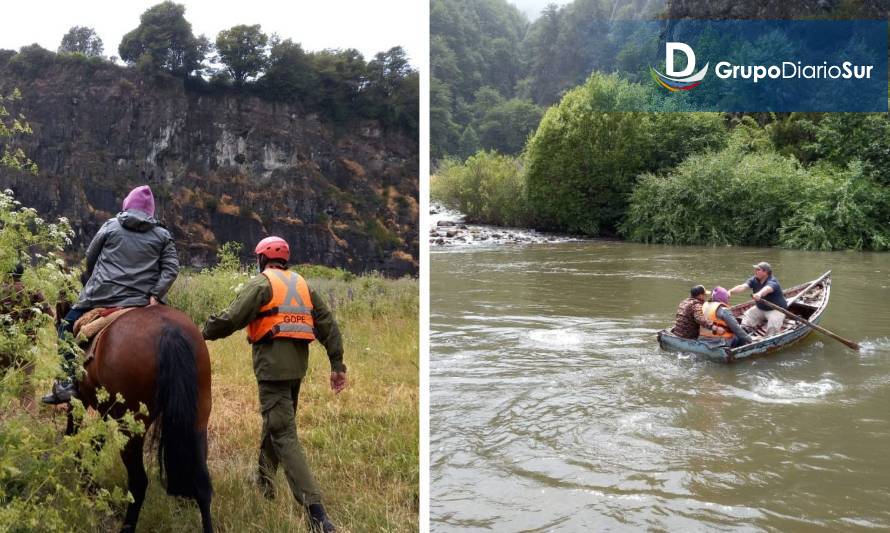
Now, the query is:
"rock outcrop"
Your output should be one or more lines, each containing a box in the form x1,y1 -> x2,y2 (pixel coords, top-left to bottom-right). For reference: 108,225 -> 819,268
0,54 -> 418,276
664,0 -> 888,18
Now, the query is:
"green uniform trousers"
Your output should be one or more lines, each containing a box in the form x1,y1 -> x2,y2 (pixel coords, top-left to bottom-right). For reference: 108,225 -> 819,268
257,379 -> 322,506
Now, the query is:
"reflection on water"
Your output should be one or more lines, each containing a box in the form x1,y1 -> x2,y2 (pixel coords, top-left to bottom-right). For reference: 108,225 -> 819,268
430,241 -> 890,531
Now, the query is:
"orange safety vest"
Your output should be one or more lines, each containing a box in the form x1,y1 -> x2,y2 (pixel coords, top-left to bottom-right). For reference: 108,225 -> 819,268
699,301 -> 734,339
247,269 -> 316,344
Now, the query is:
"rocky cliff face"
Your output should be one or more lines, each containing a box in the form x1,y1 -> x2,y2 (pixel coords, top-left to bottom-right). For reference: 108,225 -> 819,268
0,56 -> 418,276
664,0 -> 888,18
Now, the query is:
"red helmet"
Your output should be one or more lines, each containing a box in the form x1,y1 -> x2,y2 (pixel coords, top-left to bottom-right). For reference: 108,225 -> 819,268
254,236 -> 290,261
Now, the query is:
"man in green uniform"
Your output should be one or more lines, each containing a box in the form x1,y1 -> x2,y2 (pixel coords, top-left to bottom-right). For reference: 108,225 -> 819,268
202,236 -> 346,533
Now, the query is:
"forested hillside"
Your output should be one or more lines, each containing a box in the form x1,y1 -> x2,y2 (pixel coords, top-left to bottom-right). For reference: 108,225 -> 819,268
431,0 -> 888,161
431,0 -> 890,251
431,0 -> 667,160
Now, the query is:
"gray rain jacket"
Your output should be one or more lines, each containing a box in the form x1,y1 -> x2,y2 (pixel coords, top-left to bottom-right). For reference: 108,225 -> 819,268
74,210 -> 179,309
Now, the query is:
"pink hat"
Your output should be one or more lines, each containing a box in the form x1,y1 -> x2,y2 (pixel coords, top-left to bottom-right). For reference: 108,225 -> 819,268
712,286 -> 730,304
122,185 -> 155,217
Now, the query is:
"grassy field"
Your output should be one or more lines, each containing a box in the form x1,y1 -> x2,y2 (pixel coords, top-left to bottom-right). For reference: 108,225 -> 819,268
8,270 -> 418,532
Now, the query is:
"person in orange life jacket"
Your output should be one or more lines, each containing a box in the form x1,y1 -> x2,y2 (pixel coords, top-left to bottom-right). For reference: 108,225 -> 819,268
727,261 -> 787,336
202,236 -> 345,533
43,185 -> 179,404
699,286 -> 752,348
670,284 -> 713,339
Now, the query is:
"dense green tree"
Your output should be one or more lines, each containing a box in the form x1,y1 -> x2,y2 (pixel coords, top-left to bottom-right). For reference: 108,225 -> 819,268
431,79 -> 459,160
457,126 -> 480,159
257,40 -> 417,133
364,47 -> 418,133
431,0 -> 528,158
7,44 -> 56,78
312,48 -> 367,122
215,24 -> 268,85
525,73 -> 726,236
469,86 -> 505,119
260,38 -> 317,101
477,99 -> 542,155
367,47 -> 412,93
521,4 -> 568,105
119,1 -> 207,76
58,26 -> 104,57
623,132 -> 806,247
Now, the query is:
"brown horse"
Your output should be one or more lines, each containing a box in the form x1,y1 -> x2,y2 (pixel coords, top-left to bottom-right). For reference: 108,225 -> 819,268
71,305 -> 213,532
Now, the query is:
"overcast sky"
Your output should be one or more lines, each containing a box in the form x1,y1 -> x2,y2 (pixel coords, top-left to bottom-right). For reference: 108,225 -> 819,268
1,0 -> 425,70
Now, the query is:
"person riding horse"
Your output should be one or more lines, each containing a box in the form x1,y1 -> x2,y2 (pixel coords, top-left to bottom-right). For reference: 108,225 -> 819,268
43,185 -> 179,404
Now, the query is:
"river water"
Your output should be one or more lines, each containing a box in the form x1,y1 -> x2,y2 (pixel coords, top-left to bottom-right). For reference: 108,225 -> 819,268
430,240 -> 890,531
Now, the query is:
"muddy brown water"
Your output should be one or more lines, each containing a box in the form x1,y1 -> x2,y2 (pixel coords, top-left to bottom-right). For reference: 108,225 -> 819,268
430,240 -> 890,531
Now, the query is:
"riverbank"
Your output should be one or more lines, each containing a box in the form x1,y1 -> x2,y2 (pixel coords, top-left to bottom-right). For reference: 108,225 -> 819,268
429,203 -> 579,247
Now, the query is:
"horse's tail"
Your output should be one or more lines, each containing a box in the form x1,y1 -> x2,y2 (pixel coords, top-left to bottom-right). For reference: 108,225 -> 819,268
154,325 -> 212,499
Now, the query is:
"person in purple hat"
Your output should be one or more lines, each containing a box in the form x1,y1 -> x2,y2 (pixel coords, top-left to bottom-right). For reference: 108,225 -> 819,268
43,185 -> 179,404
699,286 -> 751,348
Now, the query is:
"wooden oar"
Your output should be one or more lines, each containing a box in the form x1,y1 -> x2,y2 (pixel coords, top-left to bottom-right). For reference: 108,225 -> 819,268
786,270 -> 831,307
758,298 -> 859,351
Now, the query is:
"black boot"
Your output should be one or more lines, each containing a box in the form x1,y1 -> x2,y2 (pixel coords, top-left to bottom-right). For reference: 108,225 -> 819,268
41,378 -> 78,405
307,503 -> 336,533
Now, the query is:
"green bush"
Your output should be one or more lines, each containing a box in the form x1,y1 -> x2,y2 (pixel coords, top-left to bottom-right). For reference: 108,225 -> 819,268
622,127 -> 890,251
524,72 -> 726,236
622,144 -> 807,246
476,98 -> 543,156
294,263 -> 356,281
7,44 -> 56,78
810,112 -> 890,186
431,151 -> 530,227
779,162 -> 890,251
214,241 -> 242,272
1,190 -> 135,532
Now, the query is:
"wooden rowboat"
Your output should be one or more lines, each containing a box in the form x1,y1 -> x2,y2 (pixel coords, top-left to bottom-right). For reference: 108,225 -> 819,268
657,271 -> 832,363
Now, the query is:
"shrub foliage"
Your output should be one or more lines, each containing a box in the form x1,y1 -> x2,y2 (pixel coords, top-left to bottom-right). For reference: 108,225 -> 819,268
524,73 -> 726,236
431,151 -> 530,227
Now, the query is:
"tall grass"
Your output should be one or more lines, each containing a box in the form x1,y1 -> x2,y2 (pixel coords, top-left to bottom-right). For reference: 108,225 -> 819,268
145,268 -> 419,532
5,267 -> 417,532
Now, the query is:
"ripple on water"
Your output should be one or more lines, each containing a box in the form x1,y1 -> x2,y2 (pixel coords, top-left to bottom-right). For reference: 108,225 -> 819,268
859,337 -> 890,355
723,377 -> 843,404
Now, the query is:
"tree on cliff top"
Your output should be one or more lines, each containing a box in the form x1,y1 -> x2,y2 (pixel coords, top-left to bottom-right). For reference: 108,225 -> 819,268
119,1 -> 209,76
215,24 -> 268,85
259,38 -> 317,101
58,26 -> 104,57
364,47 -> 419,132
